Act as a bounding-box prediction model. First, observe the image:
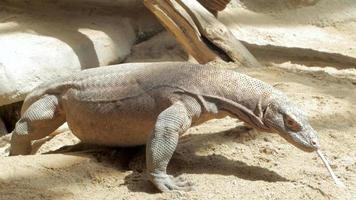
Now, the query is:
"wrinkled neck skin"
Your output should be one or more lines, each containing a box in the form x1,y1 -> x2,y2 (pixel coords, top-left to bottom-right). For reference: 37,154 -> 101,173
216,94 -> 273,132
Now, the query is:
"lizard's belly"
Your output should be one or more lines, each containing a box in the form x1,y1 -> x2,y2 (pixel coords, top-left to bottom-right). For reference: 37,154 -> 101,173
63,93 -> 162,146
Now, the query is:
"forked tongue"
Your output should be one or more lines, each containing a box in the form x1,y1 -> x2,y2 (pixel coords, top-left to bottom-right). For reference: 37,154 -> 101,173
316,150 -> 345,188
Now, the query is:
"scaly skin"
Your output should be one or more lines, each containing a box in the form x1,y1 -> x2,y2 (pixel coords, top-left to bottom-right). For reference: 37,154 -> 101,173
5,62 -> 320,192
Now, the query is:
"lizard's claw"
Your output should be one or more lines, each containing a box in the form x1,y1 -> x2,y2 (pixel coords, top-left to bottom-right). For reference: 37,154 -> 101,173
149,173 -> 194,192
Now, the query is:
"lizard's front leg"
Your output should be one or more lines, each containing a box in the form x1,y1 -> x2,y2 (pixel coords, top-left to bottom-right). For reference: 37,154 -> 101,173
146,101 -> 193,192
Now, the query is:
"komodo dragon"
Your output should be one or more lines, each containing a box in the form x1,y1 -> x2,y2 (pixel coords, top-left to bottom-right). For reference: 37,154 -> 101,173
4,62 -> 321,192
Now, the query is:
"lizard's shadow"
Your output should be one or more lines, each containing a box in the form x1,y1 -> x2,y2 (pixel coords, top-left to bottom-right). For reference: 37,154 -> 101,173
46,125 -> 289,193
122,125 -> 289,193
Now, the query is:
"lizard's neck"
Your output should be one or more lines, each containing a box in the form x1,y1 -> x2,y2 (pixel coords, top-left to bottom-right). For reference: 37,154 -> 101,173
200,95 -> 271,132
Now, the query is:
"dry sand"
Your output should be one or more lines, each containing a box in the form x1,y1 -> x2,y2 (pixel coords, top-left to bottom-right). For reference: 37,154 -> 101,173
0,0 -> 356,199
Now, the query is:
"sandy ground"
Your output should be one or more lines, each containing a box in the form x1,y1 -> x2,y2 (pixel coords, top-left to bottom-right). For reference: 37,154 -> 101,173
1,1 -> 356,200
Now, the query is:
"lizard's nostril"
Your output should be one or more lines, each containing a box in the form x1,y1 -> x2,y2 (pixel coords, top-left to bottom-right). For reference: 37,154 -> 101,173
311,140 -> 319,148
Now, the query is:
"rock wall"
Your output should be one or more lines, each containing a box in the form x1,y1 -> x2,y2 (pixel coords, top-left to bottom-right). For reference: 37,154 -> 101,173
219,0 -> 356,68
0,1 -> 161,106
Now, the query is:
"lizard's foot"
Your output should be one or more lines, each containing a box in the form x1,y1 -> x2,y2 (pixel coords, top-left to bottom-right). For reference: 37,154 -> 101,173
0,134 -> 11,156
149,172 -> 194,192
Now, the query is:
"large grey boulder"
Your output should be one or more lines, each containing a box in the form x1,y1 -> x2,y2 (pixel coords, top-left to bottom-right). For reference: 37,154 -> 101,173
0,7 -> 138,106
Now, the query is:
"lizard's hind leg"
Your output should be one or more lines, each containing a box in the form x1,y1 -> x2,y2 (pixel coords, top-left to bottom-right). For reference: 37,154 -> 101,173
10,95 -> 65,155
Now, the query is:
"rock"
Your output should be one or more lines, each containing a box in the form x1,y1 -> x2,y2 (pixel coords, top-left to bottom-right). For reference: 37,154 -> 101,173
219,0 -> 356,68
2,0 -> 144,9
0,6 -> 137,106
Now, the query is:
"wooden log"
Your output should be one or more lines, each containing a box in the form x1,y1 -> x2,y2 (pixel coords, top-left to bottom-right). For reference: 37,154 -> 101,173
177,0 -> 262,67
144,0 -> 219,64
198,0 -> 231,11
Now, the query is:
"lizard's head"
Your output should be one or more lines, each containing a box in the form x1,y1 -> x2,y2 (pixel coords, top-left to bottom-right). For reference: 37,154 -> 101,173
262,96 -> 320,152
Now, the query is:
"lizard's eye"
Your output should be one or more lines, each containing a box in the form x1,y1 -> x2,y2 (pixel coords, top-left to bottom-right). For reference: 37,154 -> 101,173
284,115 -> 301,131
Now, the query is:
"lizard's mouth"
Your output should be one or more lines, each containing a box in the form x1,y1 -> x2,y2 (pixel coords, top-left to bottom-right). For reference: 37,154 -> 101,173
278,131 -> 319,152
263,118 -> 319,152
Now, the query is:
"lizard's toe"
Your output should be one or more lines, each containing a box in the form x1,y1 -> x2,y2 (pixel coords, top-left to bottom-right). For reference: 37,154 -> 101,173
173,176 -> 193,187
150,173 -> 194,192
